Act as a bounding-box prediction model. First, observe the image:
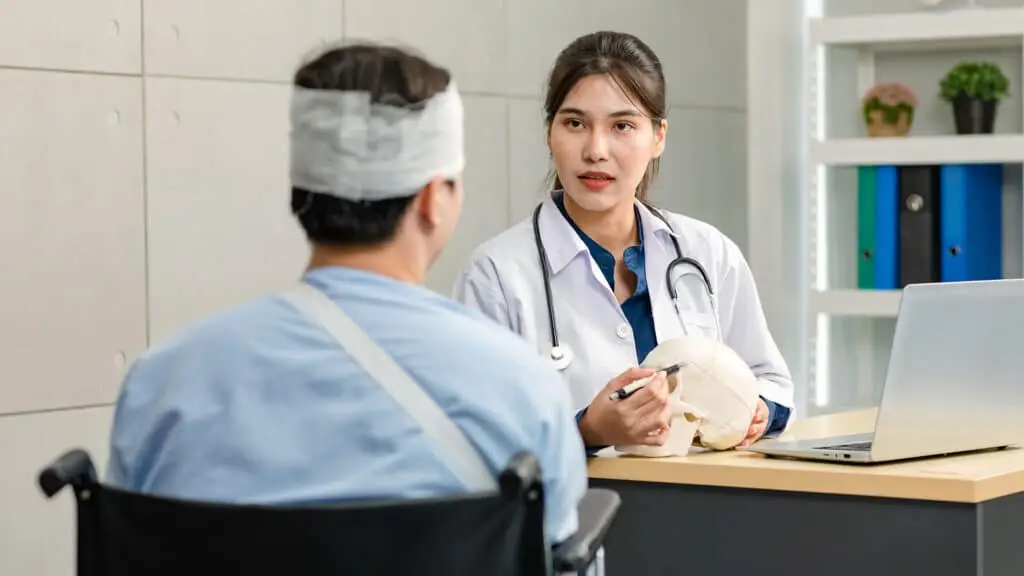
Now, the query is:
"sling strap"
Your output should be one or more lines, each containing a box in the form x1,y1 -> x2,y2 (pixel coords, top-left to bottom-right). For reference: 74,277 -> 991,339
283,282 -> 499,493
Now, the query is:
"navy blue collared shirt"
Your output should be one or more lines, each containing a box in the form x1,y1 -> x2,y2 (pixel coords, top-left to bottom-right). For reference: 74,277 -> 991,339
553,194 -> 657,363
553,193 -> 790,453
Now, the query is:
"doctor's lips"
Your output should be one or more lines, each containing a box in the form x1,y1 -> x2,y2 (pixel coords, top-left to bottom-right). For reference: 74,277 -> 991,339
578,171 -> 615,191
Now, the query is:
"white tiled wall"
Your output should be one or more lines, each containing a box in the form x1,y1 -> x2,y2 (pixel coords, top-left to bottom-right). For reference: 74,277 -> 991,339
0,1 -> 748,573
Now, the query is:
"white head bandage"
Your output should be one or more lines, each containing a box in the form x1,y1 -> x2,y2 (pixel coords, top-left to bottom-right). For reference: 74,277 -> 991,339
289,81 -> 465,201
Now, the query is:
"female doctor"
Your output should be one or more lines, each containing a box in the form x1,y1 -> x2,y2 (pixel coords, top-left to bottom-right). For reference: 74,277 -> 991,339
452,31 -> 795,453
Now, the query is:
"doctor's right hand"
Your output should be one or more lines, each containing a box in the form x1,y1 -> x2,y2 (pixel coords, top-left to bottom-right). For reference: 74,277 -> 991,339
578,367 -> 672,447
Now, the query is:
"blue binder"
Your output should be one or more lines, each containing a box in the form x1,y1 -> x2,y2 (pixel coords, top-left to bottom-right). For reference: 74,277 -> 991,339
939,164 -> 1004,282
872,165 -> 900,289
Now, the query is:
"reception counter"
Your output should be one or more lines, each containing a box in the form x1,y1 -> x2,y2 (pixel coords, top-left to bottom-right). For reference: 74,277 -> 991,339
587,409 -> 1024,576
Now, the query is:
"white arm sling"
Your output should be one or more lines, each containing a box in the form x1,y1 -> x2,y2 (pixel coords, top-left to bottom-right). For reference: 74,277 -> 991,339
283,282 -> 499,494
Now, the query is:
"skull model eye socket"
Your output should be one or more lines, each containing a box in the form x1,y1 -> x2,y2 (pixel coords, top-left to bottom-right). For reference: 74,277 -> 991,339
666,372 -> 681,395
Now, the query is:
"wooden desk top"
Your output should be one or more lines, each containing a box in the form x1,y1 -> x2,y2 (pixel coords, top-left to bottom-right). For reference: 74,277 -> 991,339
587,409 -> 1024,503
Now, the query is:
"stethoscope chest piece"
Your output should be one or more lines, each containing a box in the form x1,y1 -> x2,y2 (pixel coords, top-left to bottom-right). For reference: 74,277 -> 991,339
549,345 -> 573,371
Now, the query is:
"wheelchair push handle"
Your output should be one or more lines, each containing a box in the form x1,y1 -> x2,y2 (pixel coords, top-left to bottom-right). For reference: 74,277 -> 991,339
498,451 -> 542,497
38,448 -> 97,498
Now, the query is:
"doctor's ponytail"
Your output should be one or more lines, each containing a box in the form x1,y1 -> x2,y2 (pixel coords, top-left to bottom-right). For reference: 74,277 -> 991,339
543,31 -> 667,202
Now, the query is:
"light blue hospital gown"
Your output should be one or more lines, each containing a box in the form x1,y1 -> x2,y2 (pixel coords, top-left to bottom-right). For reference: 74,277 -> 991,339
105,266 -> 588,543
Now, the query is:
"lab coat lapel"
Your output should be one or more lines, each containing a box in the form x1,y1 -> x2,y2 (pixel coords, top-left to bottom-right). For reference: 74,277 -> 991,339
538,195 -> 624,312
536,196 -> 587,275
638,203 -> 686,345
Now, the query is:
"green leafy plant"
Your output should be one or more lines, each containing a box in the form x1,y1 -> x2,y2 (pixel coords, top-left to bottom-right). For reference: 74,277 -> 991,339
939,61 -> 1010,102
861,82 -> 917,126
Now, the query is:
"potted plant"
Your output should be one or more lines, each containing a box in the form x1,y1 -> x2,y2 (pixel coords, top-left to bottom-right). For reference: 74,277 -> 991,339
860,82 -> 917,137
939,61 -> 1010,134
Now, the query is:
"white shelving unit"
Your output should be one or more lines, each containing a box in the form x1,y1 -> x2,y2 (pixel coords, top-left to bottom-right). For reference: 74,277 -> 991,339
806,6 -> 1024,409
812,134 -> 1024,166
809,7 -> 1024,51
810,289 -> 902,317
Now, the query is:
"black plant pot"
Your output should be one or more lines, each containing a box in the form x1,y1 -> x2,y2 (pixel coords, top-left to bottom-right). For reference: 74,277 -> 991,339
952,94 -> 998,134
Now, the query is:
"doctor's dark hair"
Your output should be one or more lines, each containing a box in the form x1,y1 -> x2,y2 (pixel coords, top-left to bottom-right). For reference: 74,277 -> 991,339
289,42 -> 453,246
543,31 -> 667,202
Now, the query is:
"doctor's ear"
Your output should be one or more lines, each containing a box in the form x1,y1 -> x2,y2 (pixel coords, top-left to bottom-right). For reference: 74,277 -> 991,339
652,118 -> 667,159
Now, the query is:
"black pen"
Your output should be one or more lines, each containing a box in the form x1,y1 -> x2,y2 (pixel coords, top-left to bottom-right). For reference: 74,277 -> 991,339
608,361 -> 688,401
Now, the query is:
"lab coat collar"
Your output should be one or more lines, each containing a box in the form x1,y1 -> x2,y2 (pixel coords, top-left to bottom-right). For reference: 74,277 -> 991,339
637,201 -> 683,326
537,193 -> 590,275
635,200 -> 682,243
537,193 -> 681,276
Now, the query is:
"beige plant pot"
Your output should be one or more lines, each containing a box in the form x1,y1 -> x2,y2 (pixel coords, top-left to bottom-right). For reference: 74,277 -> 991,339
865,109 -> 911,137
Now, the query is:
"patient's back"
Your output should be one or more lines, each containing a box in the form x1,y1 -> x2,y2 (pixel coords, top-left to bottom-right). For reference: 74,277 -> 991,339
105,266 -> 587,542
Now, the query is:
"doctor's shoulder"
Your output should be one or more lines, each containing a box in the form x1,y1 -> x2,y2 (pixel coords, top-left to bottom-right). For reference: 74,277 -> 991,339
461,216 -> 538,282
654,207 -> 749,274
450,217 -> 539,324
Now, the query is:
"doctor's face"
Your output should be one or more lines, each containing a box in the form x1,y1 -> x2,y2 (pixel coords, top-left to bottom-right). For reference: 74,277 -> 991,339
547,74 -> 666,213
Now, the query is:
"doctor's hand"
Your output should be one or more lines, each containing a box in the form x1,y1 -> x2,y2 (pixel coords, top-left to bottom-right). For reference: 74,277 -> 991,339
737,399 -> 770,447
578,367 -> 672,447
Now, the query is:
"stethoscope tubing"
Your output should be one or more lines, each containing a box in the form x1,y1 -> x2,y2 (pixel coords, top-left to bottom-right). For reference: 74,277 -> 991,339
532,200 -> 715,369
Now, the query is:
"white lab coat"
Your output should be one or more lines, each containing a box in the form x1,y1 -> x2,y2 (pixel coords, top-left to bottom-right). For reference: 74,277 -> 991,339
452,194 -> 795,415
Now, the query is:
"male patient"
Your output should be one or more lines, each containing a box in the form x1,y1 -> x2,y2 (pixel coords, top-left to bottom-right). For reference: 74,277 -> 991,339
105,42 -> 587,543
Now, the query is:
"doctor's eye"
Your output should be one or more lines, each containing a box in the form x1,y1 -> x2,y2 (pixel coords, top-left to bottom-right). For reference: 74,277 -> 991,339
614,121 -> 636,133
564,118 -> 585,130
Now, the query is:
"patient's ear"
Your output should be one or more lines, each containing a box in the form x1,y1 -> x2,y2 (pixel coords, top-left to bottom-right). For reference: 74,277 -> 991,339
413,176 -> 450,228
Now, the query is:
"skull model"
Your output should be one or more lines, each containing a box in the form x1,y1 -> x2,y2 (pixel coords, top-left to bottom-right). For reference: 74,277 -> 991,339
615,335 -> 760,457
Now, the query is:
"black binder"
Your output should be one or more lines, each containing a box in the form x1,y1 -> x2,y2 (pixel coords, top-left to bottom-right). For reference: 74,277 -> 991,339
897,165 -> 942,287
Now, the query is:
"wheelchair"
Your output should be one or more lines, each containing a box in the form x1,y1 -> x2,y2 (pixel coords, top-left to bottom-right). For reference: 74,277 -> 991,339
39,449 -> 620,576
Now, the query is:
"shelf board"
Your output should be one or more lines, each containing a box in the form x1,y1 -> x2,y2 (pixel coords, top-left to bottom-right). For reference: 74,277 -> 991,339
811,289 -> 902,317
809,7 -> 1024,53
810,134 -> 1024,166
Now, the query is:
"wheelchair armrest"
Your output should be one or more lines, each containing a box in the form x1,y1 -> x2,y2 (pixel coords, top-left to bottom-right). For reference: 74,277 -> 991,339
552,488 -> 621,572
37,449 -> 97,499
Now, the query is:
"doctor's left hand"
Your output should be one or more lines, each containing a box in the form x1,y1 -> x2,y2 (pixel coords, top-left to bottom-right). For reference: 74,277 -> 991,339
737,399 -> 770,447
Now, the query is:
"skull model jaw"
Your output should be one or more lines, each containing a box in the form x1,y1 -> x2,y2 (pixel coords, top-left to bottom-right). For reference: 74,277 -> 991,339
614,399 -> 705,458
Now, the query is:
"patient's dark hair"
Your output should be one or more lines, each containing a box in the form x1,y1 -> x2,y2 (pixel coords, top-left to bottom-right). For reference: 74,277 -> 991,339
290,42 -> 452,246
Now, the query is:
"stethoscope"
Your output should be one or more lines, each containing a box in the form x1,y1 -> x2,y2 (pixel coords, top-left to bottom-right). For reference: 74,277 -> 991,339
532,201 -> 716,371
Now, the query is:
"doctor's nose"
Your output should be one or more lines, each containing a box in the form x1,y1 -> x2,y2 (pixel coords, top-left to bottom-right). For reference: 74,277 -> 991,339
582,131 -> 609,163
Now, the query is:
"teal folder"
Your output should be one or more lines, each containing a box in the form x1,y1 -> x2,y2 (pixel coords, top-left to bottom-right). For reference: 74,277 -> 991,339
857,166 -> 877,289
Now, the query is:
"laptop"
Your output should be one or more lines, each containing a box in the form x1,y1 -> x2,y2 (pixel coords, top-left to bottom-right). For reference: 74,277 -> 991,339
745,279 -> 1024,464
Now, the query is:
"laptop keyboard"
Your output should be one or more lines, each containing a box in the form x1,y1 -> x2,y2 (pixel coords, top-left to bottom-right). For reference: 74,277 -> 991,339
816,441 -> 872,452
